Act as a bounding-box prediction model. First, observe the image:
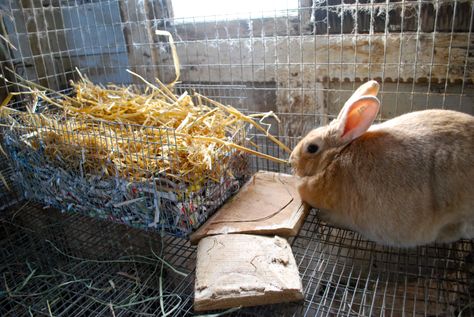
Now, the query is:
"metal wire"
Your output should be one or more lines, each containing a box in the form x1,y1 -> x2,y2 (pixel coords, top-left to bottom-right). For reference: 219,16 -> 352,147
1,203 -> 472,317
1,1 -> 474,316
0,203 -> 196,317
0,161 -> 20,211
0,85 -> 249,237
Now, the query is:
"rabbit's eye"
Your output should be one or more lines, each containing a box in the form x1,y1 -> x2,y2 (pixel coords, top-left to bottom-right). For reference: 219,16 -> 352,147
307,143 -> 319,154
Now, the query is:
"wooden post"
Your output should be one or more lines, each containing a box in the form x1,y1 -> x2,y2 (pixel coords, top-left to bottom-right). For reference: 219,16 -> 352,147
119,0 -> 161,85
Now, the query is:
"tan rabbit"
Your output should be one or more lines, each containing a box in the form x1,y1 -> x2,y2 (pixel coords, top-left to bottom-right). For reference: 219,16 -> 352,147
290,80 -> 474,247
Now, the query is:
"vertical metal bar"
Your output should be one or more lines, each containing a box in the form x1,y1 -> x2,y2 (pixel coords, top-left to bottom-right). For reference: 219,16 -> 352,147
379,0 -> 390,118
410,0 -> 423,112
352,0 -> 359,93
426,0 -> 440,109
368,0 -> 374,80
459,3 -> 474,110
394,0 -> 406,117
441,0 -> 458,109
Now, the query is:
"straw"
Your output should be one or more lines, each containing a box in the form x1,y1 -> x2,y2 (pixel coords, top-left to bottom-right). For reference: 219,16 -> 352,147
0,69 -> 288,182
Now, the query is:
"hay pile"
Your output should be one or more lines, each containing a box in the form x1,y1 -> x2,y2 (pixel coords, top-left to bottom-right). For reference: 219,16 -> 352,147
0,69 -> 288,184
0,30 -> 289,234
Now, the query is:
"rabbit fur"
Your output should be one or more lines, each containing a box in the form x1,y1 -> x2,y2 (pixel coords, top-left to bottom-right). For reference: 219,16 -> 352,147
290,81 -> 474,247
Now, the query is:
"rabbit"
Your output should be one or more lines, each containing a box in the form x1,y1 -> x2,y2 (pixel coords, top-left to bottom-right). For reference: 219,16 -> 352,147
289,80 -> 474,247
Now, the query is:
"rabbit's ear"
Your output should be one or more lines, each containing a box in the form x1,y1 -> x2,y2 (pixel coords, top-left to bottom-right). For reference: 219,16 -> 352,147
337,81 -> 380,120
351,80 -> 380,99
336,96 -> 380,143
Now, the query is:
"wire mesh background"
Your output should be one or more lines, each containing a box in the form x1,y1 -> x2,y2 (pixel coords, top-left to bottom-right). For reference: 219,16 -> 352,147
1,0 -> 473,182
0,0 -> 474,316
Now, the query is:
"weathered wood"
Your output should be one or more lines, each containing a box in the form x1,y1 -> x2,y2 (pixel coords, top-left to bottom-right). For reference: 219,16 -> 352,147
312,1 -> 473,34
173,1 -> 473,38
194,234 -> 304,311
0,16 -> 17,100
276,82 -> 327,137
21,2 -> 50,88
144,0 -> 177,84
174,17 -> 302,41
190,171 -> 309,245
174,33 -> 474,84
119,0 -> 160,84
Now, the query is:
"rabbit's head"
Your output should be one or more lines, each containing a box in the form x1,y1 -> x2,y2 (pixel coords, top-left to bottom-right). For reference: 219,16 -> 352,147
290,81 -> 380,177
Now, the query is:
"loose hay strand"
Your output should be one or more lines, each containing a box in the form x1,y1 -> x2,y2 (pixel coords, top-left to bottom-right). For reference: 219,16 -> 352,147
155,30 -> 181,86
184,135 -> 288,164
2,238 -> 186,316
0,92 -> 13,109
196,93 -> 291,153
0,170 -> 11,191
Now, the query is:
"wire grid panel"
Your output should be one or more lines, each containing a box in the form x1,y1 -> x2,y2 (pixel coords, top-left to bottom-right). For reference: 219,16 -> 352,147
0,203 -> 196,317
164,0 -> 474,143
0,160 -> 20,211
290,213 -> 473,317
2,1 -> 473,116
0,85 -> 250,237
1,203 -> 473,317
0,2 -> 473,315
2,1 -> 473,189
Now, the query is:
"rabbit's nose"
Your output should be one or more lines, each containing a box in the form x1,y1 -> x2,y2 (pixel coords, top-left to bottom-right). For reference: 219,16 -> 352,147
289,152 -> 296,166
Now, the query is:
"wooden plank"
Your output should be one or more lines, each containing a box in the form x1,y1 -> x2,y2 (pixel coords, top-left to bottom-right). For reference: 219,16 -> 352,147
194,234 -> 304,311
190,171 -> 309,245
20,2 -> 49,88
0,16 -> 17,101
119,0 -> 160,84
178,33 -> 474,84
311,1 -> 473,34
173,2 -> 473,38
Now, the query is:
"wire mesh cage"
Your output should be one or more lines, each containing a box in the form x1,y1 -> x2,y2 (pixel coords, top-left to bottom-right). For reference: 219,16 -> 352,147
1,0 -> 474,316
1,84 -> 250,237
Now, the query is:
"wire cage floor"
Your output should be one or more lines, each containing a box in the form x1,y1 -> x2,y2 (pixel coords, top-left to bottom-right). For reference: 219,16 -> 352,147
1,202 -> 472,317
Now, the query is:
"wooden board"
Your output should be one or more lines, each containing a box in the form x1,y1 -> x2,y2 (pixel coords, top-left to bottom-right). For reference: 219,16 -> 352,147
190,171 -> 309,245
194,234 -> 304,311
119,0 -> 161,84
176,33 -> 474,84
